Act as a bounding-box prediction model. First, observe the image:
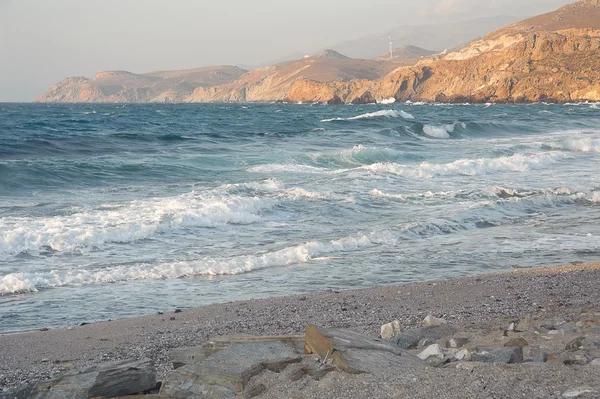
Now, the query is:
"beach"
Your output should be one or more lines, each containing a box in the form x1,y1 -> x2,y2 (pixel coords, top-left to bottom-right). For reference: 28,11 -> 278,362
2,262 -> 599,398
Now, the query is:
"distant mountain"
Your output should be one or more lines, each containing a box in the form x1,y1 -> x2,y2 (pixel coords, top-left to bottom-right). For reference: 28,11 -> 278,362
373,45 -> 438,61
285,0 -> 600,104
329,16 -> 522,59
37,66 -> 247,103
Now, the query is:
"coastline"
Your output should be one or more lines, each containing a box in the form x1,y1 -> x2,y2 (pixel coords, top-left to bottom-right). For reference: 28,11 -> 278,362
1,261 -> 599,397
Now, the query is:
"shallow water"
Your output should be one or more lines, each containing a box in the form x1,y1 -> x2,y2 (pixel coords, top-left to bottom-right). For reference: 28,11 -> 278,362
1,102 -> 599,332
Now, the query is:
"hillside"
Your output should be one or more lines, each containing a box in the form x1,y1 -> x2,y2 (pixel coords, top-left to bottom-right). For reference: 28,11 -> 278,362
373,45 -> 438,61
36,66 -> 247,103
186,51 -> 408,103
284,0 -> 600,104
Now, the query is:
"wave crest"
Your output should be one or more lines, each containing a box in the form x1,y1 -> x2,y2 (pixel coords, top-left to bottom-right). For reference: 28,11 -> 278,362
321,109 -> 414,122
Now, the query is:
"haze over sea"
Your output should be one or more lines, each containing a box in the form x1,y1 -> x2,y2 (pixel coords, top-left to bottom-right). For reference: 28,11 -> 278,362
1,102 -> 599,333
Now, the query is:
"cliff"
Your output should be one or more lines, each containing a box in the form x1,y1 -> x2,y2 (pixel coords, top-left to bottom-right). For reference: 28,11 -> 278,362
284,0 -> 600,104
36,66 -> 247,103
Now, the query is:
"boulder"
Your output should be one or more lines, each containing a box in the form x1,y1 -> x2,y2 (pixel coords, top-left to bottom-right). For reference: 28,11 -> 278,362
380,320 -> 402,341
28,358 -> 156,399
566,336 -> 586,351
390,325 -> 458,350
350,91 -> 376,105
446,338 -> 469,349
561,386 -> 597,398
169,334 -> 304,369
455,348 -> 471,361
422,315 -> 447,327
471,347 -> 524,364
304,325 -> 423,374
161,341 -> 301,395
417,344 -> 444,361
590,358 -> 600,366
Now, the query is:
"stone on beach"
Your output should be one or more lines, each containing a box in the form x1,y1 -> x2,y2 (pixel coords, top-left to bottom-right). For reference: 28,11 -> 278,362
446,338 -> 469,349
504,337 -> 529,347
422,315 -> 447,327
470,347 -> 524,364
390,325 -> 458,350
161,341 -> 301,395
304,325 -> 423,374
515,315 -> 538,332
27,358 -> 156,399
380,320 -> 402,341
417,344 -> 444,361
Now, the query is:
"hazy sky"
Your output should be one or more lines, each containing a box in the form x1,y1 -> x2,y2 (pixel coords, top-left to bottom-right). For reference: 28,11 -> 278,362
0,0 -> 574,101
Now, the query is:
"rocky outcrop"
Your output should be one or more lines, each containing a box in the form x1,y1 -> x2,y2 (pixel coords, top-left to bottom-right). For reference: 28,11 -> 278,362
36,66 -> 248,103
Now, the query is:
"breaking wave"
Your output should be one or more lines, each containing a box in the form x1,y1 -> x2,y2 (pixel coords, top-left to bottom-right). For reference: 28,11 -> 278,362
321,109 -> 414,122
544,138 -> 600,153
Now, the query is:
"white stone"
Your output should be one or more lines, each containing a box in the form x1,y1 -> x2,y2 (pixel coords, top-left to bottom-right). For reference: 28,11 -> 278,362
562,387 -> 597,398
591,358 -> 600,366
380,320 -> 402,341
455,348 -> 471,361
418,344 -> 444,361
507,322 -> 515,331
422,315 -> 447,327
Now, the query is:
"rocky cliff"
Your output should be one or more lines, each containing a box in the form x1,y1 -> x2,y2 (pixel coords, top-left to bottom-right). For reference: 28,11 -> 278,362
284,0 -> 600,104
37,66 -> 248,103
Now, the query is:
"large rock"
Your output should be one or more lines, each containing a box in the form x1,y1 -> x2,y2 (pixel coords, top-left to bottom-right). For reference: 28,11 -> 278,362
471,347 -> 524,364
390,325 -> 458,350
515,315 -> 538,332
161,341 -> 301,395
422,315 -> 447,327
417,344 -> 444,361
169,334 -> 304,369
380,320 -> 402,341
304,325 -> 423,374
28,358 -> 156,399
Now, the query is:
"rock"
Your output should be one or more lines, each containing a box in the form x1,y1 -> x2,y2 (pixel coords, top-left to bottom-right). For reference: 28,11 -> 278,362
304,325 -> 423,374
590,358 -> 600,366
560,323 -> 584,334
446,338 -> 469,349
566,337 -> 586,351
515,315 -> 538,332
592,325 -> 600,334
418,338 -> 435,349
563,353 -> 590,365
350,91 -> 376,105
0,382 -> 36,399
244,383 -> 266,399
507,322 -> 515,331
28,358 -> 156,399
455,349 -> 471,361
161,341 -> 301,395
327,95 -> 343,105
390,325 -> 458,350
417,344 -> 444,361
561,386 -> 597,398
532,351 -> 549,363
422,315 -> 447,327
504,337 -> 529,347
470,347 -> 524,364
380,320 -> 402,341
582,338 -> 600,349
168,334 -> 305,369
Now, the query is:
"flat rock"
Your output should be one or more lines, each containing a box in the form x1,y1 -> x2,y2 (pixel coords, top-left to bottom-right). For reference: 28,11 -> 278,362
161,341 -> 301,395
504,337 -> 529,347
422,315 -> 447,327
390,325 -> 458,350
169,334 -> 304,369
304,325 -> 423,374
380,320 -> 402,341
471,346 -> 524,364
28,358 -> 156,399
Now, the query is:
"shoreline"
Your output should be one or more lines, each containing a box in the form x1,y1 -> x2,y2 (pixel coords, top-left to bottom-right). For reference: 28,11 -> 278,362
1,261 -> 599,396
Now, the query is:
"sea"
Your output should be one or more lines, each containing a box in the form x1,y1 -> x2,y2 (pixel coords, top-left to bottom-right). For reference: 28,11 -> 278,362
1,102 -> 599,333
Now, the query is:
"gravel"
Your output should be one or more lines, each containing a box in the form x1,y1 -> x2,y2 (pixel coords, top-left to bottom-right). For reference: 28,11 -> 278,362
1,262 -> 599,398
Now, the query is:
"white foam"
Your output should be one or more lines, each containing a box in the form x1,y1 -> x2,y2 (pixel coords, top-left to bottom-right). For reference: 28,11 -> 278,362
371,188 -> 463,201
422,124 -> 454,138
361,152 -> 567,179
0,232 -> 384,294
379,98 -> 396,104
546,138 -> 600,153
247,164 -> 329,174
0,192 -> 272,257
279,188 -> 329,200
592,192 -> 600,203
321,109 -> 414,122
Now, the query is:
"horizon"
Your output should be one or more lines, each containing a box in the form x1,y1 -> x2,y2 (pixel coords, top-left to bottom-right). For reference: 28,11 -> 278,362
0,0 -> 576,102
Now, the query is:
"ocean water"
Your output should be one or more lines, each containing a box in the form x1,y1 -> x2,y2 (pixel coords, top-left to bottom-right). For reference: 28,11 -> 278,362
1,102 -> 599,333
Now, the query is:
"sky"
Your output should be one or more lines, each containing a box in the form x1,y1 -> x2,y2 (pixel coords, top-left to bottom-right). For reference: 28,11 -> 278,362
0,0 -> 575,101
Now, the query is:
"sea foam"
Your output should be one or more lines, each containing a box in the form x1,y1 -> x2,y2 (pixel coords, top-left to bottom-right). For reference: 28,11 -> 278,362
321,109 -> 414,122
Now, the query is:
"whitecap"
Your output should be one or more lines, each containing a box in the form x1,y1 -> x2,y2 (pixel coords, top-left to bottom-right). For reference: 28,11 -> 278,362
321,109 -> 414,122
